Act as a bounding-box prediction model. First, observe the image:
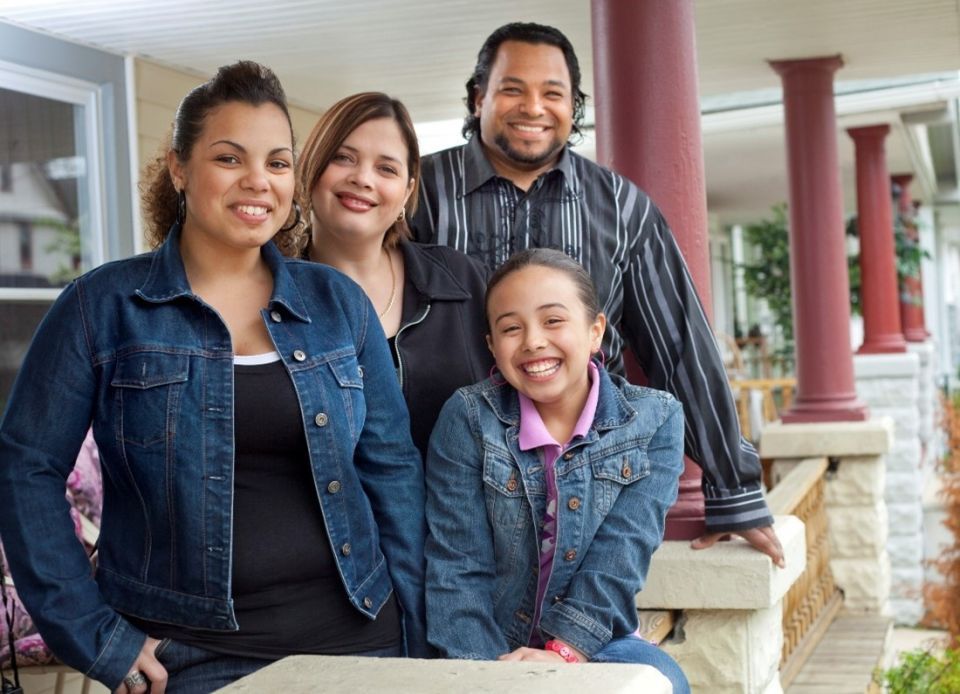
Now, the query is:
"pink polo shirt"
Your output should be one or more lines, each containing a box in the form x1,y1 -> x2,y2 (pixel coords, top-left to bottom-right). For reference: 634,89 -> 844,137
517,361 -> 600,645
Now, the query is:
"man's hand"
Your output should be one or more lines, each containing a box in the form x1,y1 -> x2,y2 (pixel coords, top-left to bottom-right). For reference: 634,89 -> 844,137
691,525 -> 785,568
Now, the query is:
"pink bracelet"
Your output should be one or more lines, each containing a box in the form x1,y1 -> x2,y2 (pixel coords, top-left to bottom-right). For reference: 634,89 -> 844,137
544,639 -> 580,663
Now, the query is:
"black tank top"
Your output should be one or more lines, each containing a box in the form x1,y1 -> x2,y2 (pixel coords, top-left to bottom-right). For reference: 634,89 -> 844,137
130,353 -> 400,657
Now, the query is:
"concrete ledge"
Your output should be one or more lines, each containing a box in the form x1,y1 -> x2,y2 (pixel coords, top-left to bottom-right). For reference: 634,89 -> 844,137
218,655 -> 672,693
853,351 -> 919,378
636,516 -> 805,610
760,417 -> 894,458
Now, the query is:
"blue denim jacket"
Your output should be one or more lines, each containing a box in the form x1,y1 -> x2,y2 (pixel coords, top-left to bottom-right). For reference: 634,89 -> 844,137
0,226 -> 427,689
425,368 -> 683,659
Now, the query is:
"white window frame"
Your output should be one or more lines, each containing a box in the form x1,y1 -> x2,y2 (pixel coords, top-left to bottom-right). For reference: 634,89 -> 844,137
0,58 -> 107,301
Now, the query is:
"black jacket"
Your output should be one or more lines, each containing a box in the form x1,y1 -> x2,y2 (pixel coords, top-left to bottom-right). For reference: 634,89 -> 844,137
395,241 -> 492,456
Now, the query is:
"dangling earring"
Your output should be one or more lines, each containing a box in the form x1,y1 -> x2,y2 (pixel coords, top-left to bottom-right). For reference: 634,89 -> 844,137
176,190 -> 186,226
279,201 -> 302,233
396,207 -> 406,223
488,364 -> 506,385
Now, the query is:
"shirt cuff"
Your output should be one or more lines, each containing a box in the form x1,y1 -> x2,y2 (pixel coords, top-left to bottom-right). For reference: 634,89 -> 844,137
85,615 -> 147,691
702,481 -> 774,533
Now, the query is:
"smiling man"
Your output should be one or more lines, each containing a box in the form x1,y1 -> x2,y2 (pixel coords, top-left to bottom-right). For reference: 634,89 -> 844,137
411,22 -> 783,564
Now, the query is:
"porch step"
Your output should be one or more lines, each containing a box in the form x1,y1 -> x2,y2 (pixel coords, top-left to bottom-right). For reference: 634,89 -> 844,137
786,612 -> 892,694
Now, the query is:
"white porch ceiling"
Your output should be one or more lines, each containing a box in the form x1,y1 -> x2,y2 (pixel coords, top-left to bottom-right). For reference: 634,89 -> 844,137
3,0 -> 960,224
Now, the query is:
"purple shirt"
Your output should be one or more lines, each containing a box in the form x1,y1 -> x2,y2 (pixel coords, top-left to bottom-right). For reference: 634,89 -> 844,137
517,362 -> 600,645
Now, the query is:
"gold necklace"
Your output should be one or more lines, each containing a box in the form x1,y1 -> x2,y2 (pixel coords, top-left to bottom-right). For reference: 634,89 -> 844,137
378,250 -> 398,319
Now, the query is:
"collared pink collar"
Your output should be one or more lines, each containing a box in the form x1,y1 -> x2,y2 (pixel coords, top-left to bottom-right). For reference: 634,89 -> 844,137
518,361 -> 600,451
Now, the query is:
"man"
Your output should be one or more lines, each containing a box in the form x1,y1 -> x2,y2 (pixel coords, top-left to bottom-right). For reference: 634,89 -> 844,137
410,22 -> 784,565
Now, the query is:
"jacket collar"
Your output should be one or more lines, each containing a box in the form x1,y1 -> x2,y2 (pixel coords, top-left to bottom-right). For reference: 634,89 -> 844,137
480,365 -> 636,432
461,135 -> 578,197
399,240 -> 473,301
135,223 -> 311,323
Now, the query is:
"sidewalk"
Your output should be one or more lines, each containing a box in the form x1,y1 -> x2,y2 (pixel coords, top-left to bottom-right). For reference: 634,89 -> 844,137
890,624 -> 950,661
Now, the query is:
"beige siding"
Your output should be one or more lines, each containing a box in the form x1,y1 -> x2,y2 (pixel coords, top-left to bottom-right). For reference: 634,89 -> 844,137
135,58 -> 324,167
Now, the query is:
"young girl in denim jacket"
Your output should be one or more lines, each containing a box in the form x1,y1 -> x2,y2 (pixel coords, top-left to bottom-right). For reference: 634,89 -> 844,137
425,248 -> 689,692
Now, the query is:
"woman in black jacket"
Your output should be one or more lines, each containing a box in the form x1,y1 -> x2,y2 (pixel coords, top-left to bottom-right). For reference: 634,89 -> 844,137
299,92 -> 492,456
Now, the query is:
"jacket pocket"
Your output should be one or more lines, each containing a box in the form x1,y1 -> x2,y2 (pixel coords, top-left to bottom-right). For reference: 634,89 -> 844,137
111,352 -> 189,447
325,352 -> 366,442
483,450 -> 526,528
591,447 -> 652,516
482,449 -> 530,602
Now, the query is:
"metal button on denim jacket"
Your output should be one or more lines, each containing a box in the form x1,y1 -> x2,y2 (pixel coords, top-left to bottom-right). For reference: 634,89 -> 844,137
425,368 -> 684,660
0,225 -> 427,689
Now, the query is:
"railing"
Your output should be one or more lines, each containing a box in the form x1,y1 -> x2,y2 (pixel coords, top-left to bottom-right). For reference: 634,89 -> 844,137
729,377 -> 797,442
766,457 -> 843,687
735,336 -> 795,379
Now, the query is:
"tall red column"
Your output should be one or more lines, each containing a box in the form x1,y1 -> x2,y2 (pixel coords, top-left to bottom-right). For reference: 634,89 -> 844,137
592,0 -> 707,539
848,125 -> 907,354
769,56 -> 868,422
891,174 -> 930,341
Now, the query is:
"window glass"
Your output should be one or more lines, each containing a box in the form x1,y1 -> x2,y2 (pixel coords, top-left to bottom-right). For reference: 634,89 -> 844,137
0,300 -> 50,411
0,86 -> 92,290
0,79 -> 102,406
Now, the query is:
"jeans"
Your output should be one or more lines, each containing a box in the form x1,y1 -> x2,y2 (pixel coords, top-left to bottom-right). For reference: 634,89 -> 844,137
590,635 -> 690,694
155,639 -> 404,693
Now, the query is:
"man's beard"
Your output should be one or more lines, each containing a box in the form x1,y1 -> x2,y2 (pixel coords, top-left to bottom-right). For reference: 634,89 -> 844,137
493,132 -> 565,169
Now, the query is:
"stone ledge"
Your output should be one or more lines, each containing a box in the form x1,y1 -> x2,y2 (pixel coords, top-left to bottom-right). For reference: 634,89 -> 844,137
636,516 -> 805,610
760,417 -> 894,458
906,341 -> 935,356
853,351 -> 919,378
217,654 -> 672,693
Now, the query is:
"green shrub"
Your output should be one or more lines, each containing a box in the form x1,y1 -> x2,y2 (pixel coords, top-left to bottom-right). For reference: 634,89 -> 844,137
875,644 -> 960,693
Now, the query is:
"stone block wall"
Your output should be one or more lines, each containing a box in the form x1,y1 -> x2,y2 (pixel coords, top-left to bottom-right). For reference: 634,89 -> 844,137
637,516 -> 806,694
854,354 -> 923,624
762,419 -> 894,615
908,341 -> 939,478
772,453 -> 890,612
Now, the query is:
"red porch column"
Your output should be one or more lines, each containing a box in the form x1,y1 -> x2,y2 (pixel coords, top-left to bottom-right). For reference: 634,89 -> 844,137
848,125 -> 907,354
891,174 -> 930,341
591,0 -> 707,539
769,56 -> 868,422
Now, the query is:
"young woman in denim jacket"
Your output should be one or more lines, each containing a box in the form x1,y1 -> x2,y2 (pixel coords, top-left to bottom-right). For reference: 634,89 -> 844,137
298,92 -> 491,457
425,249 -> 690,692
0,62 -> 426,694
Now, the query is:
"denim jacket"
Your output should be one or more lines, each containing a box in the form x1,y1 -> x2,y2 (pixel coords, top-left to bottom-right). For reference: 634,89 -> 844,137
424,368 -> 683,659
0,226 -> 427,689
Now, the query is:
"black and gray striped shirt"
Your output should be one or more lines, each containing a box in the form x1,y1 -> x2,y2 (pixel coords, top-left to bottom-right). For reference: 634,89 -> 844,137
411,137 -> 771,532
